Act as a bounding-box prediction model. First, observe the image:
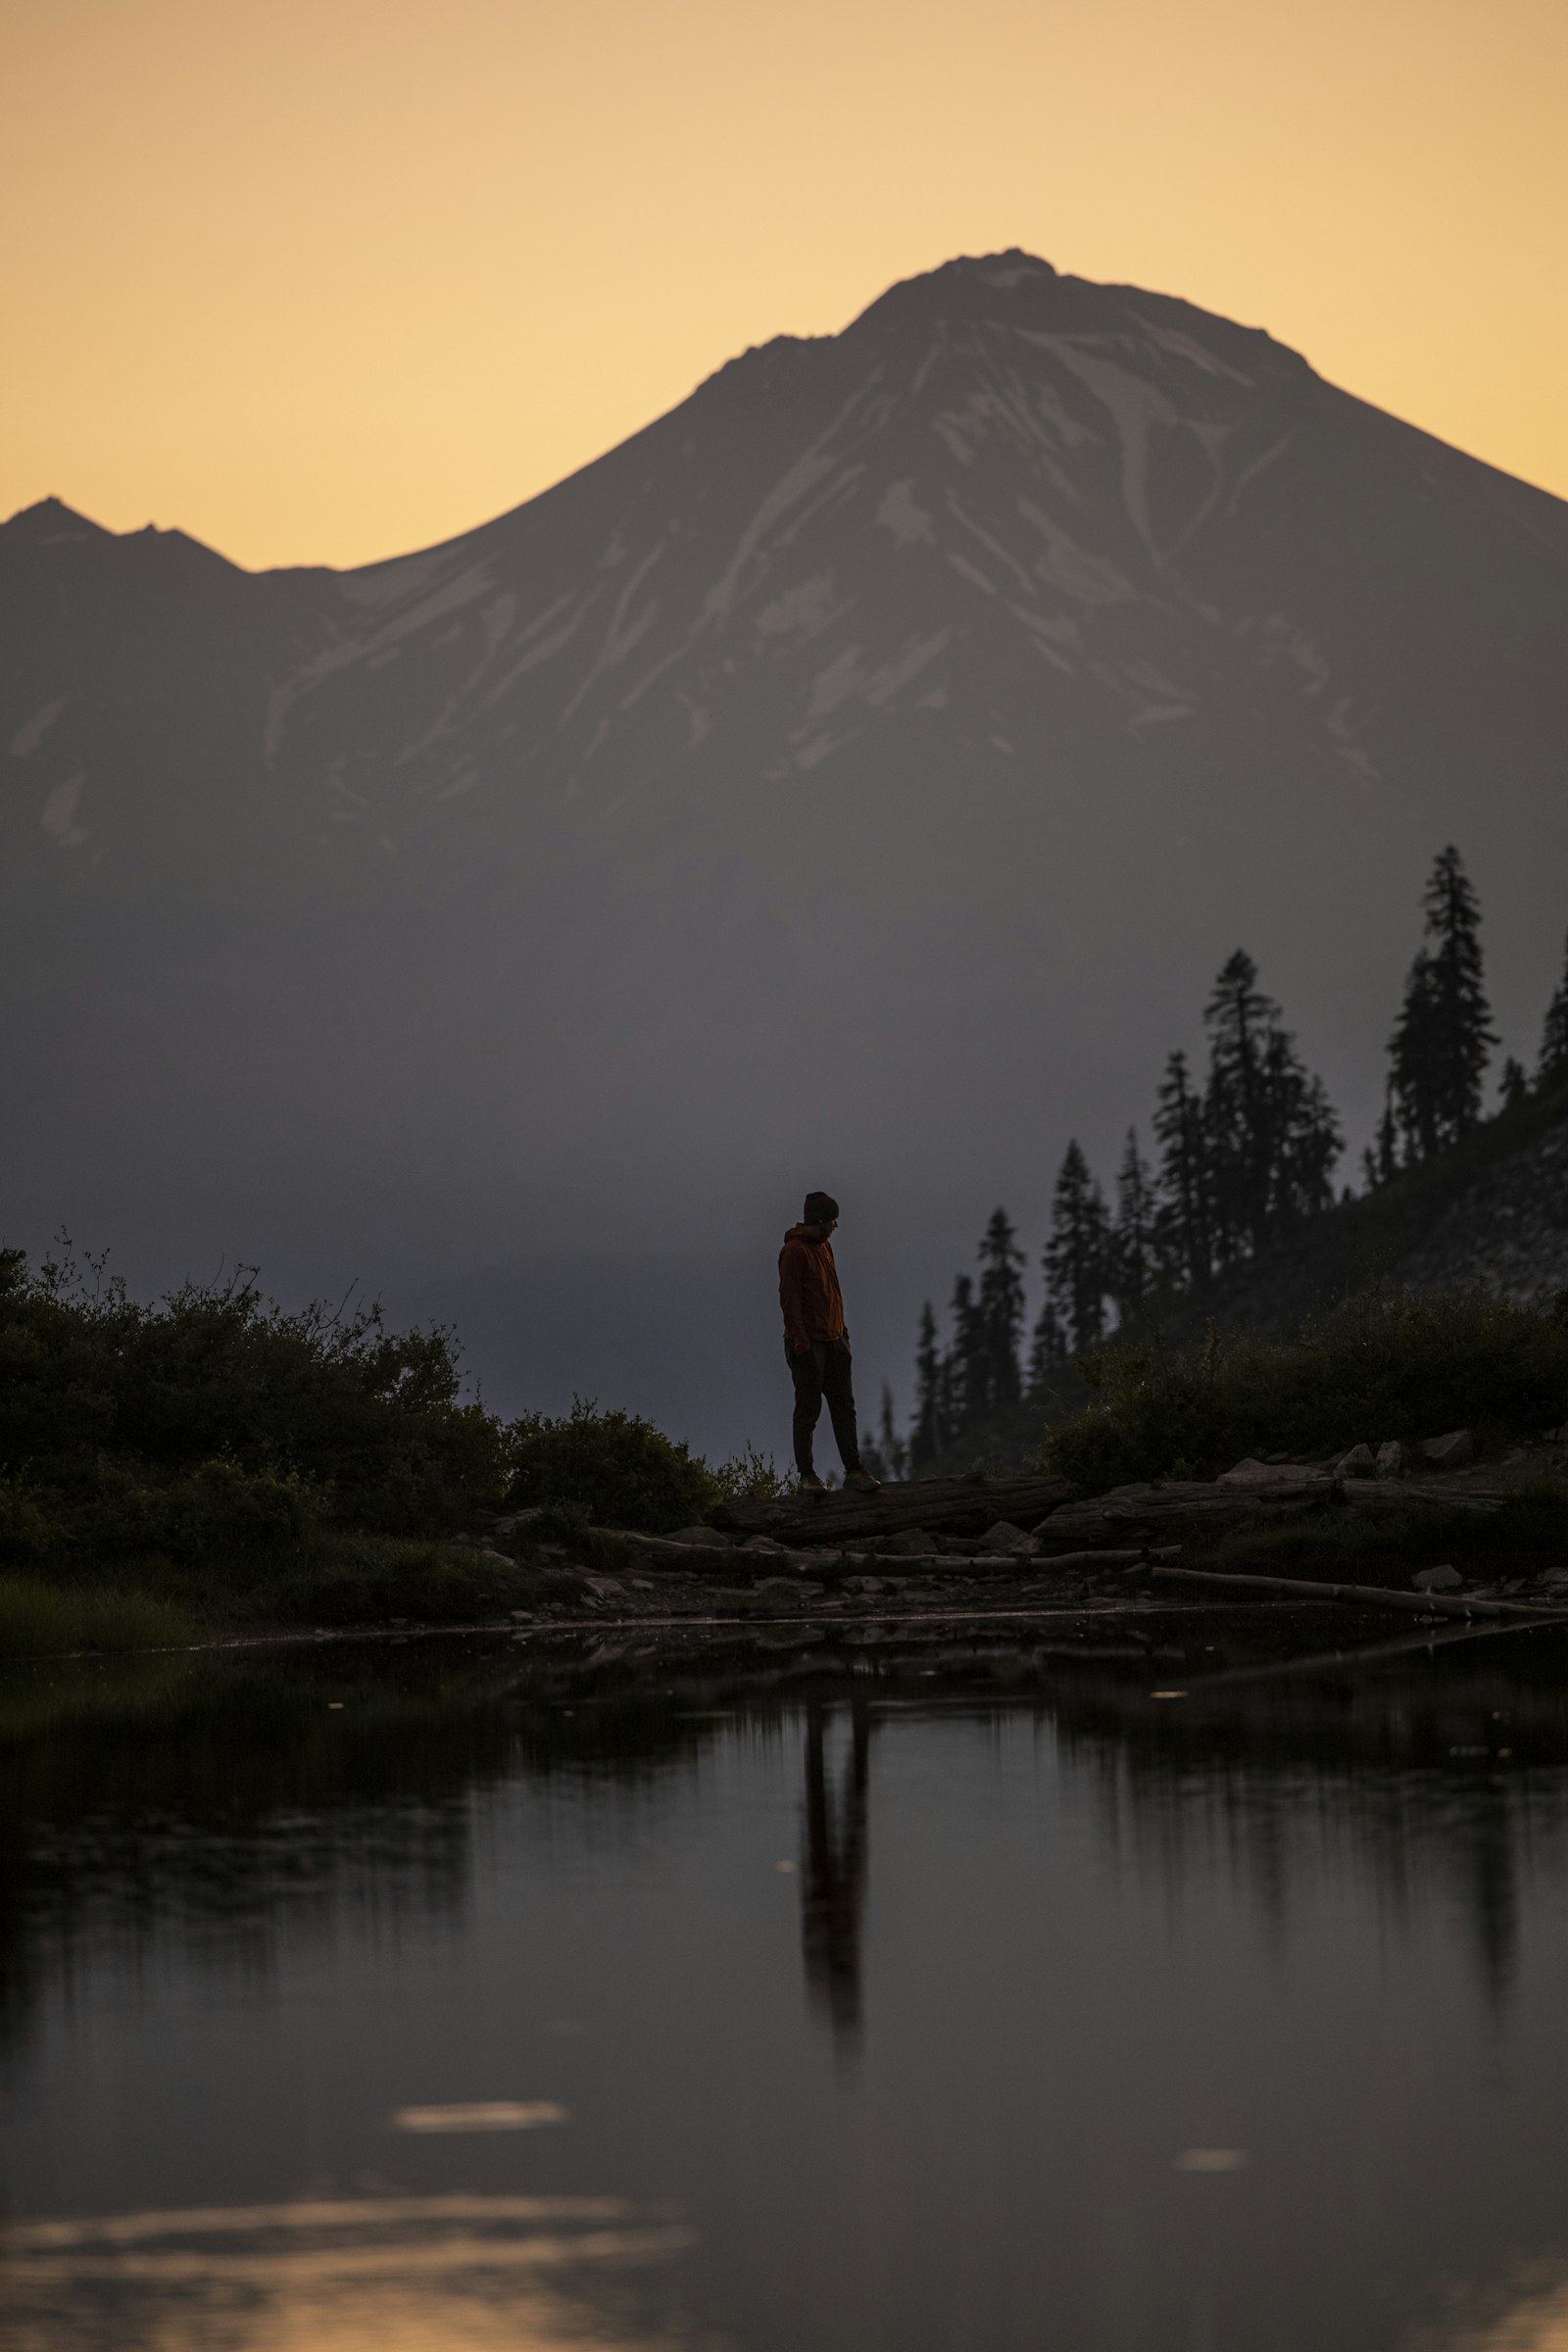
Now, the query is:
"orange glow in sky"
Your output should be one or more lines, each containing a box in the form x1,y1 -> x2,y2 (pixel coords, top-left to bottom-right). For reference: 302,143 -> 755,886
5,0 -> 1565,570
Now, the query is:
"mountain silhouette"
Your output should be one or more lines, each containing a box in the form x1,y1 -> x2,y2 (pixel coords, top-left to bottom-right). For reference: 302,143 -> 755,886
5,252 -> 1567,1446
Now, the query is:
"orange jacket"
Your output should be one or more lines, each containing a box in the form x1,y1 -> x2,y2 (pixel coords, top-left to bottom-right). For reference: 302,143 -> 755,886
779,1225 -> 848,1351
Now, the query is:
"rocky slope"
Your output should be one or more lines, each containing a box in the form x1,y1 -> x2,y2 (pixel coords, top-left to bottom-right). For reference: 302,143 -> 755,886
1182,1080 -> 1568,1343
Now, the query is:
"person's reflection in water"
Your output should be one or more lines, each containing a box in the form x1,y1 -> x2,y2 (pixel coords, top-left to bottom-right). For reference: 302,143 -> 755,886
801,1692 -> 871,2056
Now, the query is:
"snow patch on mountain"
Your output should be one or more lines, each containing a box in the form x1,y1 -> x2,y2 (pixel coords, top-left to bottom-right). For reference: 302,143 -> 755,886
11,698 -> 67,758
875,479 -> 934,547
40,773 -> 87,848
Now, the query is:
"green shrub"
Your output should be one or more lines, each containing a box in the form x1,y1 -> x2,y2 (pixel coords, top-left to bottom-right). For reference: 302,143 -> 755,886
162,1459 -> 322,1560
0,1474 -> 60,1566
1042,1288 -> 1568,1492
505,1399 -> 720,1532
710,1443 -> 793,1502
0,1243 -> 508,1562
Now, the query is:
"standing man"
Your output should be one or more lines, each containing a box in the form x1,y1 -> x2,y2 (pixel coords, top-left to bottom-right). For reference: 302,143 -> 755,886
779,1192 -> 881,1494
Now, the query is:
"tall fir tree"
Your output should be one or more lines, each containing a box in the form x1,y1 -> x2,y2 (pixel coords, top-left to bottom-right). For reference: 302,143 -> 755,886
1110,1129 -> 1156,1316
1389,846 -> 1495,1158
1271,1054 -> 1343,1226
1539,930 -> 1568,1085
1044,1141 -> 1111,1354
1362,1087 -> 1400,1192
863,1382 -> 909,1483
1201,951 -> 1276,1263
1498,1055 -> 1529,1112
909,1300 -> 944,1470
1152,1049 -> 1211,1288
1389,950 -> 1442,1160
1027,1300 -> 1068,1391
941,1273 -> 982,1439
974,1207 -> 1026,1423
1200,950 -> 1342,1257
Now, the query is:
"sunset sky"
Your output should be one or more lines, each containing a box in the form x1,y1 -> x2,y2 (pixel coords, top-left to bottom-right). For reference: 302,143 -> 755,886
6,0 -> 1565,573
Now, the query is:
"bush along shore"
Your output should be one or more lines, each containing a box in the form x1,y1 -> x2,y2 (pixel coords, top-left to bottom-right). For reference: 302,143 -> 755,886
0,1243 -> 779,1656
5,1250 -> 1568,1657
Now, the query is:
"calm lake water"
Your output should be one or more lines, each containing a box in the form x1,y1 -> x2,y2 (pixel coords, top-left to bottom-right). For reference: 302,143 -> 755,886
5,1611 -> 1568,2350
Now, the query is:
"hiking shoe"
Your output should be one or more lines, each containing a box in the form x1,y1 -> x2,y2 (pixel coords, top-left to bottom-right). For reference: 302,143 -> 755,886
798,1472 -> 827,1493
844,1467 -> 882,1494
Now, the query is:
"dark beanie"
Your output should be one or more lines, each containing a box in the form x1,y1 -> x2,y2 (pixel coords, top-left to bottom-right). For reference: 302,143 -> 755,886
804,1191 -> 839,1224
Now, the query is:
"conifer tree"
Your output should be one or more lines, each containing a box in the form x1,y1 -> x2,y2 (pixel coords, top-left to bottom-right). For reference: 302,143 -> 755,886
1027,1300 -> 1068,1391
1362,1088 -> 1399,1192
1272,1057 -> 1343,1227
1044,1142 -> 1110,1354
1389,950 -> 1442,1160
1201,950 -> 1275,1262
974,1207 -> 1026,1423
1110,1129 -> 1156,1316
867,1382 -> 908,1483
1152,1049 -> 1211,1288
942,1273 -> 982,1438
1389,846 -> 1495,1158
909,1300 -> 944,1470
1539,931 -> 1568,1085
1200,951 -> 1342,1255
1498,1055 -> 1529,1112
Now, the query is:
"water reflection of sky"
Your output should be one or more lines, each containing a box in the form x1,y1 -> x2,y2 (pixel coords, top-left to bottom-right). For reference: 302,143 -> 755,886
2,2195 -> 695,2349
6,1629 -> 1568,2349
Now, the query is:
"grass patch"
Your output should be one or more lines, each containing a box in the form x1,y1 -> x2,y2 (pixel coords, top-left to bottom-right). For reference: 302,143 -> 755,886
256,1536 -> 548,1628
1042,1288 -> 1568,1492
0,1575 -> 196,1660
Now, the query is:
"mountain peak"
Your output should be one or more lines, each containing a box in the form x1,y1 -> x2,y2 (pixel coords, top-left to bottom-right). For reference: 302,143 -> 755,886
2,495 -> 113,543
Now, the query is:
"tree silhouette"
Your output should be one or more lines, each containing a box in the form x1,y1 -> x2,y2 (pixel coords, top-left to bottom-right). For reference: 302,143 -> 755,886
1362,1087 -> 1400,1192
862,1382 -> 909,1483
1199,951 -> 1340,1259
1110,1129 -> 1156,1316
940,1273 -> 981,1439
1027,1300 -> 1068,1391
1044,1142 -> 1110,1354
1195,951 -> 1341,1260
1539,930 -> 1568,1085
908,1301 -> 945,1470
974,1207 -> 1026,1422
1390,847 -> 1495,1158
1152,1049 -> 1211,1288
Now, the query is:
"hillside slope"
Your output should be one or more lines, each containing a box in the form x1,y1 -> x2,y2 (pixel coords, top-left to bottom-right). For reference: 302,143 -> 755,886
1197,1081 -> 1568,1335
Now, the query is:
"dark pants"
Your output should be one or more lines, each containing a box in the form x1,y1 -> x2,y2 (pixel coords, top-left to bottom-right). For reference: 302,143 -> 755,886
787,1338 -> 861,1477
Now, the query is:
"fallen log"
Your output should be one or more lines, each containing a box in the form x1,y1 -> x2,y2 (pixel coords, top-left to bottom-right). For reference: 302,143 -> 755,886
713,1472 -> 1079,1546
1151,1562 -> 1568,1622
1039,1478 -> 1336,1548
1033,1545 -> 1179,1571
1338,1480 -> 1506,1516
1038,1473 -> 1507,1553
